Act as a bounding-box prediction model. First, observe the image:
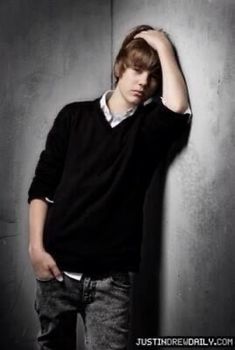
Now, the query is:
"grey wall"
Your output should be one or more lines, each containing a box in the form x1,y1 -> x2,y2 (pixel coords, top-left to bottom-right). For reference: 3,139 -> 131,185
0,0 -> 235,349
0,1 -> 111,349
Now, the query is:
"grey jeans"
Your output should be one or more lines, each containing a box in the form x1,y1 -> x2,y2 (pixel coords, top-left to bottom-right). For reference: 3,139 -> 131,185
35,272 -> 133,350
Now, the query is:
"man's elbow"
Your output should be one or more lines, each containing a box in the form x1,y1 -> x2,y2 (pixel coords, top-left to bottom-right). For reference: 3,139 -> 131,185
167,100 -> 189,114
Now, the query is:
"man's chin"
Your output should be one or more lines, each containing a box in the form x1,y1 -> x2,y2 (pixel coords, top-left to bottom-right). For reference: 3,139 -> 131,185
129,96 -> 145,106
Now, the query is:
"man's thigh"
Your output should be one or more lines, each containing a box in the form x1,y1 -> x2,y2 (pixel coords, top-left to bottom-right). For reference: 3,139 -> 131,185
35,277 -> 79,350
83,272 -> 133,350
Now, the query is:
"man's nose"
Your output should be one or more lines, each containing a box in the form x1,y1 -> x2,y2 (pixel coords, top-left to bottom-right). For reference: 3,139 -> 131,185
138,72 -> 149,87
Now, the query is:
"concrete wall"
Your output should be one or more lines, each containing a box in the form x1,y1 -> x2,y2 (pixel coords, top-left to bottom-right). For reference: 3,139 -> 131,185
0,0 -> 235,349
0,1 -> 111,348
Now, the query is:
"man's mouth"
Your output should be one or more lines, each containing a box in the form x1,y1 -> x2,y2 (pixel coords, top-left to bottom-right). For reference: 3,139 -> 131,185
131,90 -> 144,98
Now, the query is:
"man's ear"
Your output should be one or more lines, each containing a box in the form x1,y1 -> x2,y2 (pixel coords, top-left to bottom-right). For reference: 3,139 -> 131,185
114,62 -> 121,79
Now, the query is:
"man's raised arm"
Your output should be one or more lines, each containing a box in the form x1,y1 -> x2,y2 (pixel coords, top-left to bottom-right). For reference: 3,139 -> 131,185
135,29 -> 189,113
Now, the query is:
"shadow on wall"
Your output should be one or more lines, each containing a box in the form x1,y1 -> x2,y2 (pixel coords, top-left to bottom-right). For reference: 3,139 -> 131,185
129,120 -> 191,348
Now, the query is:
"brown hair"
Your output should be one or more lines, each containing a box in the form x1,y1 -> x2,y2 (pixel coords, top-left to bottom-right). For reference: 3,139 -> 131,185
113,24 -> 162,90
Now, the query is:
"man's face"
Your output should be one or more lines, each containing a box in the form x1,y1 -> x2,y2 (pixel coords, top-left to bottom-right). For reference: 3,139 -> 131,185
116,67 -> 158,108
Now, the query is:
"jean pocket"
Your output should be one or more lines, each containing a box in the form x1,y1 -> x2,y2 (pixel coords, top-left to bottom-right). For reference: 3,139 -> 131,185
110,272 -> 131,289
36,276 -> 57,283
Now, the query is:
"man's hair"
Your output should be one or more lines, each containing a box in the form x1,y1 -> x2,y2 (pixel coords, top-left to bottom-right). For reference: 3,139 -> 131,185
113,24 -> 162,91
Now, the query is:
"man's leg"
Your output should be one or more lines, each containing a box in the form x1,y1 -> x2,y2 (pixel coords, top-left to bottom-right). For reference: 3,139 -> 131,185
82,272 -> 132,350
35,276 -> 79,350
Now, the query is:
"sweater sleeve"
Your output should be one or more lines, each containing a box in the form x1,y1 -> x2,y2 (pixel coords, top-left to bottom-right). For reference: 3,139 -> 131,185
27,104 -> 72,204
140,97 -> 191,158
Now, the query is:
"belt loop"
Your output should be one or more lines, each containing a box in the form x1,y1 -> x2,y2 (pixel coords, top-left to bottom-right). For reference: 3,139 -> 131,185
82,277 -> 97,304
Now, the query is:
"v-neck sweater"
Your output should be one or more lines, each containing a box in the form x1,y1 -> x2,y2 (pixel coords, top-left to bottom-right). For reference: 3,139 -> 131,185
28,97 -> 190,272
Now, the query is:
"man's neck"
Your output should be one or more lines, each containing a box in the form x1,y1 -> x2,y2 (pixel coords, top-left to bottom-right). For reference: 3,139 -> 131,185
108,88 -> 136,115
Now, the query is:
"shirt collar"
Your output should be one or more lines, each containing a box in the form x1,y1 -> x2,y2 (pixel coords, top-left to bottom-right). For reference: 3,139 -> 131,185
100,90 -> 114,122
100,90 -> 153,122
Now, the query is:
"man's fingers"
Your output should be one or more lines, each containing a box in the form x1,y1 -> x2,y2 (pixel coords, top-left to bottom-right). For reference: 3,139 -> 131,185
50,263 -> 63,281
30,249 -> 63,281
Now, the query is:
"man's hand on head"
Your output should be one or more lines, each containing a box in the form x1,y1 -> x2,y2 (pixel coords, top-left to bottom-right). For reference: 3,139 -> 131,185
134,29 -> 173,53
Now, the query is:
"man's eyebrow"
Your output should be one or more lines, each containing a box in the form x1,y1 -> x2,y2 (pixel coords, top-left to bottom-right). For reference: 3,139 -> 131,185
131,63 -> 145,69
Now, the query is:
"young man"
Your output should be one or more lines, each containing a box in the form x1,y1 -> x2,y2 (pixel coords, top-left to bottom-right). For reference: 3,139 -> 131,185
28,24 -> 191,350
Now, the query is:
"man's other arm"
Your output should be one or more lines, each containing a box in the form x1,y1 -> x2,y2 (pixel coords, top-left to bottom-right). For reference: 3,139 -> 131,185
28,199 -> 62,281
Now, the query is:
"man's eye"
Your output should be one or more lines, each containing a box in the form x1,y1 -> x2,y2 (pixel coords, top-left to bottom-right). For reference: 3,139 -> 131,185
133,67 -> 142,73
150,75 -> 158,82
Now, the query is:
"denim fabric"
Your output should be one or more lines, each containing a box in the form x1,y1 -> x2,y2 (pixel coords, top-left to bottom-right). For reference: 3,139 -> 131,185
35,272 -> 132,350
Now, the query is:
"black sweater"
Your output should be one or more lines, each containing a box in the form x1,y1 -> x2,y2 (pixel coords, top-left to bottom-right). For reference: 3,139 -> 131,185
28,97 -> 190,272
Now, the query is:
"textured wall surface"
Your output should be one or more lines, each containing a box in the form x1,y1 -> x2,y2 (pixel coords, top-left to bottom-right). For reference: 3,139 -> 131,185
1,0 -> 235,349
0,1 -> 111,349
113,0 -> 235,342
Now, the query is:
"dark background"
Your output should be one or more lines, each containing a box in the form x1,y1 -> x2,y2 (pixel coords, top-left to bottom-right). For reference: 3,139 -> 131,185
0,0 -> 235,349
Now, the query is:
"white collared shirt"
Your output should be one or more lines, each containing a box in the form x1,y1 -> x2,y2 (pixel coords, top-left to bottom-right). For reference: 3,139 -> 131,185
100,90 -> 138,127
